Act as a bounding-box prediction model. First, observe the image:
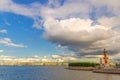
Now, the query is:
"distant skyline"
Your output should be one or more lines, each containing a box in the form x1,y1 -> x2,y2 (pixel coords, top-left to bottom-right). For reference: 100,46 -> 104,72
0,0 -> 120,61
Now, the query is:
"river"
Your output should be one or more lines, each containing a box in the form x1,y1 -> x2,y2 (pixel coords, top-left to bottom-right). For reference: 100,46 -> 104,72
0,66 -> 119,80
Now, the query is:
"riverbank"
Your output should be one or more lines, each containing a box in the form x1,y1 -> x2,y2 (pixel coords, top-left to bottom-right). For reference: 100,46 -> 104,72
67,66 -> 120,74
66,66 -> 94,71
93,68 -> 120,74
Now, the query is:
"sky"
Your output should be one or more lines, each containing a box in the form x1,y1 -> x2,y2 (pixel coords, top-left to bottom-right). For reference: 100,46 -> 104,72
0,0 -> 120,62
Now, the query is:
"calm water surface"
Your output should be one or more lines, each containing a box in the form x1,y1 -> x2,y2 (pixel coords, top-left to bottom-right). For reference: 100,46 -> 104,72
0,66 -> 120,80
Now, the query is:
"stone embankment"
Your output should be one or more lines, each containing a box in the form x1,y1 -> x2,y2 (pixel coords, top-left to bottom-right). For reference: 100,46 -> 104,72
67,67 -> 120,74
67,66 -> 94,71
93,68 -> 120,74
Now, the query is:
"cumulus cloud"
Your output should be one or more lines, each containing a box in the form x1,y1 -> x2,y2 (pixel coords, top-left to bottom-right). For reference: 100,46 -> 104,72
42,0 -> 120,58
43,17 -> 120,57
0,55 -> 15,61
110,53 -> 120,59
0,29 -> 7,34
52,55 -> 61,59
0,0 -> 39,18
43,18 -> 114,55
56,44 -> 67,50
52,53 -> 80,62
0,38 -> 26,48
0,55 -> 36,62
0,0 -> 42,29
98,17 -> 120,29
84,55 -> 103,58
40,1 -> 90,19
0,55 -> 53,62
0,49 -> 4,53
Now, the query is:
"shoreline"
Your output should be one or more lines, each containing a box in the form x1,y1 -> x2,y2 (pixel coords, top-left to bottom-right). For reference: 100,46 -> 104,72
67,66 -> 120,74
93,68 -> 120,74
66,66 -> 94,71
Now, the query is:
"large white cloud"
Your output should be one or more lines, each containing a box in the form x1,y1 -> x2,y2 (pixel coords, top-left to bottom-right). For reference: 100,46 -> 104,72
43,18 -> 115,55
42,0 -> 120,58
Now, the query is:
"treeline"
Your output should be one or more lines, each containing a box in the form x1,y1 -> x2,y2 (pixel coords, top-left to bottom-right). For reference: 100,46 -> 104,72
69,62 -> 100,67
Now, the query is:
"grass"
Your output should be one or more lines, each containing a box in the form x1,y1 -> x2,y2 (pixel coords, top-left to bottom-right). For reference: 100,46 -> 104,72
69,62 -> 100,67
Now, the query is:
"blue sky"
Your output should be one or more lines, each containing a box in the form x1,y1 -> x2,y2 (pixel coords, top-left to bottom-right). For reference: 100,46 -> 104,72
0,0 -> 63,57
0,12 -> 62,57
0,0 -> 120,60
13,0 -> 48,4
